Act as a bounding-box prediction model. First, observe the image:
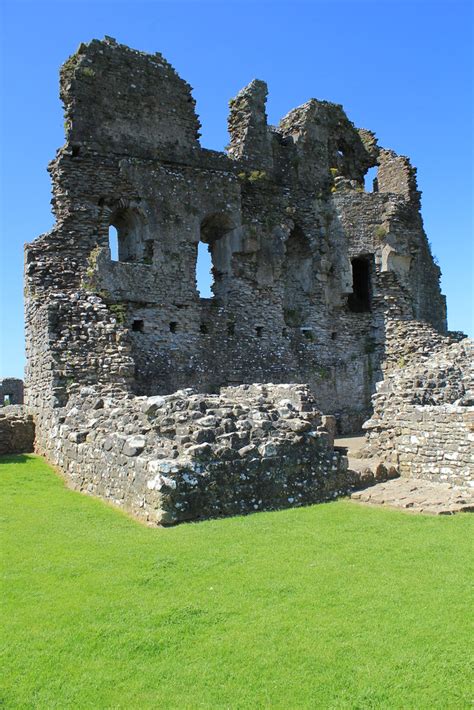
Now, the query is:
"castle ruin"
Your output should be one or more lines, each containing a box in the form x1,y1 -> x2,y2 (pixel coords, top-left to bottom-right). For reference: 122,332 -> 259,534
16,38 -> 472,523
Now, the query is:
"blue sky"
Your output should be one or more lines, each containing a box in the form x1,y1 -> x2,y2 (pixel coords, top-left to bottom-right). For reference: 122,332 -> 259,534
1,0 -> 472,379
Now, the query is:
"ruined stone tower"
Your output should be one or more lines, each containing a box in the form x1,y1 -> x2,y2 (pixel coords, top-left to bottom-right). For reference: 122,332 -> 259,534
25,37 -> 447,436
20,38 -> 472,524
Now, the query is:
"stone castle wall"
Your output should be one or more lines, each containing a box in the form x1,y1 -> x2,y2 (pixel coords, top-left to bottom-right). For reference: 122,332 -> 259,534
0,406 -> 35,455
363,328 -> 473,487
34,383 -> 357,525
0,378 -> 24,405
20,37 -> 467,524
25,38 -> 447,435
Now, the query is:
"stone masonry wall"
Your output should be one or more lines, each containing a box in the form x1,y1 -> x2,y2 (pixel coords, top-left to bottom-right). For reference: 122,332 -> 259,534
25,38 -> 448,436
363,331 -> 473,487
0,378 -> 24,405
34,383 -> 357,525
22,38 -> 460,524
0,406 -> 35,455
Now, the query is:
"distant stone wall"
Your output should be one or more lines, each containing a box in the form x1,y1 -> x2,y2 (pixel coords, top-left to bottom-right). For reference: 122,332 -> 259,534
0,406 -> 35,455
0,378 -> 24,406
363,334 -> 473,487
34,384 -> 357,525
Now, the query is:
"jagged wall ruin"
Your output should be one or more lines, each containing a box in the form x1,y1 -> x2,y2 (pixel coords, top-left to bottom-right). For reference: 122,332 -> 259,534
25,38 -> 447,437
363,324 -> 473,487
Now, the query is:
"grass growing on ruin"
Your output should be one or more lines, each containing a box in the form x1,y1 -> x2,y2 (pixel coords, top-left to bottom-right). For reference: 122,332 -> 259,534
1,455 -> 472,709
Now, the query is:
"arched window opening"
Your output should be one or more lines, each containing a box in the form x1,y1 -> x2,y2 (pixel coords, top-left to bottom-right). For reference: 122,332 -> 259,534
109,225 -> 119,261
282,225 -> 312,328
364,166 -> 378,193
348,257 -> 372,313
197,213 -> 235,300
109,208 -> 151,264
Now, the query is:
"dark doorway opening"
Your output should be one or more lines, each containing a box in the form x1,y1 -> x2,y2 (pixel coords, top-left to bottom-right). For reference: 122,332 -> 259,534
348,257 -> 372,312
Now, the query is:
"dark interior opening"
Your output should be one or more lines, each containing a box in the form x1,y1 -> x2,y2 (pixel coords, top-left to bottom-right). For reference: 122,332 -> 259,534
227,322 -> 235,336
132,319 -> 144,332
283,224 -> 312,328
200,322 -> 208,334
169,322 -> 178,333
256,326 -> 263,338
348,257 -> 372,313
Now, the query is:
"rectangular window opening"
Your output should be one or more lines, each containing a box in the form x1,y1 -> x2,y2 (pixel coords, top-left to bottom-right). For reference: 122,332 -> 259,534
348,257 -> 372,313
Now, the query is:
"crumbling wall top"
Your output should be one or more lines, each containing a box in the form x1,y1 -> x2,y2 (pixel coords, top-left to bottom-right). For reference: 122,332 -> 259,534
277,99 -> 378,185
61,37 -> 201,159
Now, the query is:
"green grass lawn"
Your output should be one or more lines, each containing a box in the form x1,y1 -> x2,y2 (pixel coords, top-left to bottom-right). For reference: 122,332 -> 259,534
1,454 -> 472,709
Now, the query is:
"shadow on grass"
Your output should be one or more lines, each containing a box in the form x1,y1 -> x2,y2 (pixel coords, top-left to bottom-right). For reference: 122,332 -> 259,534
0,453 -> 36,465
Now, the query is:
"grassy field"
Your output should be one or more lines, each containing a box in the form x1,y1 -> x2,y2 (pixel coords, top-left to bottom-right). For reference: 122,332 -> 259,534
1,454 -> 472,709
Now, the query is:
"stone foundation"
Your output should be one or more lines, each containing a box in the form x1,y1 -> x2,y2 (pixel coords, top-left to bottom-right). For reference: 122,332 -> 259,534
34,384 -> 357,525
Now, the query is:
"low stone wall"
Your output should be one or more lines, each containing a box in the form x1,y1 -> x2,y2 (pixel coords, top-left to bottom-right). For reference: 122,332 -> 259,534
0,406 -> 35,455
34,383 -> 357,525
363,337 -> 473,487
368,404 -> 472,487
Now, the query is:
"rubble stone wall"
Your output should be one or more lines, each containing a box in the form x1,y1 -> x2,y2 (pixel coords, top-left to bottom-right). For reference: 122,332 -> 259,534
0,406 -> 35,455
34,384 -> 356,525
22,38 -> 463,524
363,333 -> 473,487
25,38 -> 448,435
